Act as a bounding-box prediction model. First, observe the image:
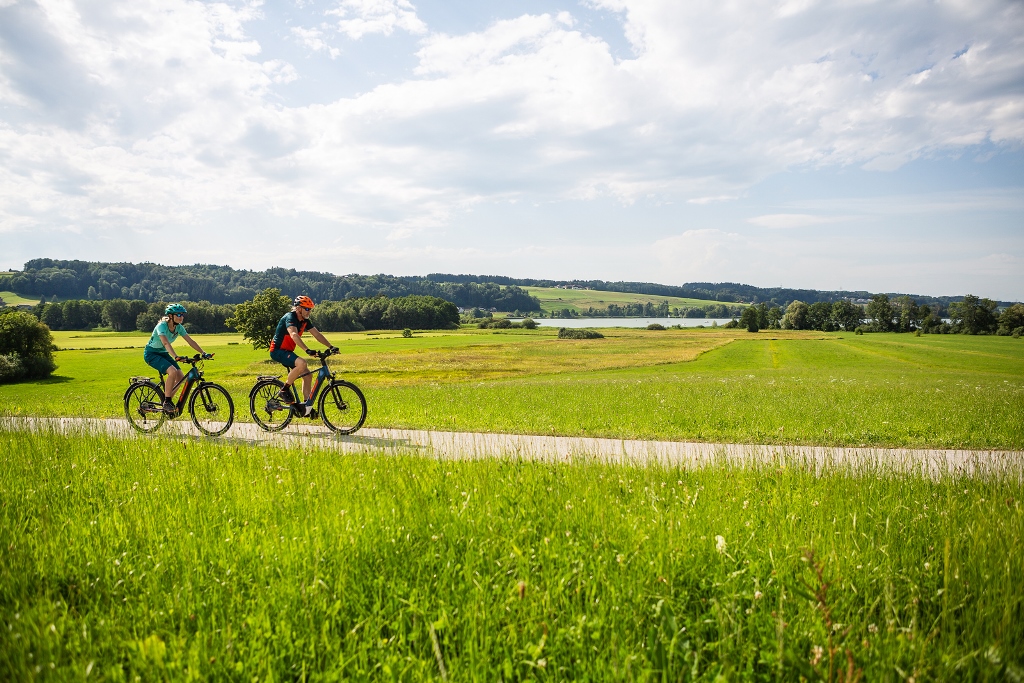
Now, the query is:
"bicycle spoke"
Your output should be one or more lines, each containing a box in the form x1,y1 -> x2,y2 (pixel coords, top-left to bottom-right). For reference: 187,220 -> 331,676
190,383 -> 234,437
124,382 -> 165,434
318,381 -> 366,435
249,380 -> 293,432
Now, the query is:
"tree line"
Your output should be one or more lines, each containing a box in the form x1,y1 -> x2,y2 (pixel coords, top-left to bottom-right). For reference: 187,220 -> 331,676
30,299 -> 237,334
15,292 -> 461,335
228,290 -> 459,348
0,259 -> 540,311
735,294 -> 1024,336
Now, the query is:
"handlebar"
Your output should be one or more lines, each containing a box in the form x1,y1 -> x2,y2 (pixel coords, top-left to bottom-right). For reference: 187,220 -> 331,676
176,353 -> 215,364
310,348 -> 339,361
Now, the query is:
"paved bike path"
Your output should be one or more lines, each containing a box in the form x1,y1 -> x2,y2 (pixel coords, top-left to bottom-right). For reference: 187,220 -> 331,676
3,417 -> 1022,477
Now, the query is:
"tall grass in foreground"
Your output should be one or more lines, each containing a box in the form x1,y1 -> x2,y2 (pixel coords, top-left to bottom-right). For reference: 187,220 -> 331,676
1,429 -> 1021,681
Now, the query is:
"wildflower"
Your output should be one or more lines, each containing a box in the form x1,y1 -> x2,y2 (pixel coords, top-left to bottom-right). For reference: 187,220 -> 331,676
754,591 -> 763,600
868,624 -> 878,633
742,500 -> 749,509
810,645 -> 824,666
924,562 -> 931,570
811,500 -> 820,507
715,535 -> 727,554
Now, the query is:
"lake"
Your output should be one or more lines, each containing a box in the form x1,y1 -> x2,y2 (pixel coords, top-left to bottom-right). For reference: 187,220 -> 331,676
515,317 -> 736,329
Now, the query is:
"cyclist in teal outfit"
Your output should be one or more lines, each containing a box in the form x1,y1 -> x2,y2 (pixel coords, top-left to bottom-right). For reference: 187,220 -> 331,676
269,295 -> 338,417
144,304 -> 211,414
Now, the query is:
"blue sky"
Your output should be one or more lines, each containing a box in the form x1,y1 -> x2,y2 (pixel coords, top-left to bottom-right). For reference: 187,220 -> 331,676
0,0 -> 1022,299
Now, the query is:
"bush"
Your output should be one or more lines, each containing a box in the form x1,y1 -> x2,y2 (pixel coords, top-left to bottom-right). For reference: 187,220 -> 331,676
1013,327 -> 1023,339
0,310 -> 57,382
0,353 -> 26,383
402,328 -> 413,338
557,328 -> 604,339
520,318 -> 537,330
646,323 -> 666,330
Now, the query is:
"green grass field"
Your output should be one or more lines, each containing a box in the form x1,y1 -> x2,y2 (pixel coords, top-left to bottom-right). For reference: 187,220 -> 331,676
1,428 -> 1021,680
0,290 -> 43,307
523,287 -> 737,315
2,329 -> 1021,449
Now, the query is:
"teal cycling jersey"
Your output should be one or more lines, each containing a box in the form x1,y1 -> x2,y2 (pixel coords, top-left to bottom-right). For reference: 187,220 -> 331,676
147,319 -> 188,351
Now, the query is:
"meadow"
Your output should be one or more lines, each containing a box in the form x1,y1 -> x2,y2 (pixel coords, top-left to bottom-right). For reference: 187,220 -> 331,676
1,329 -> 1022,450
522,287 -> 731,315
1,428 -> 1021,680
0,290 -> 46,307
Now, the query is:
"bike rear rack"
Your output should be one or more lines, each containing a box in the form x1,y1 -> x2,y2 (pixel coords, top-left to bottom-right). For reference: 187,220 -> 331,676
257,375 -> 281,381
128,376 -> 152,385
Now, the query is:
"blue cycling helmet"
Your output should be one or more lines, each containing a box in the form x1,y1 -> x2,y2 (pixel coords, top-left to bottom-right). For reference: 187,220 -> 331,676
165,303 -> 187,315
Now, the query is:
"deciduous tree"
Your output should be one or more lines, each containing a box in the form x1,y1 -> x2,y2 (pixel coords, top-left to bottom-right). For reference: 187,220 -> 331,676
226,288 -> 291,349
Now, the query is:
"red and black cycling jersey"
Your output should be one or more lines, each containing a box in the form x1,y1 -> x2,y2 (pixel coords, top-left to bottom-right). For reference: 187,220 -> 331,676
269,311 -> 311,352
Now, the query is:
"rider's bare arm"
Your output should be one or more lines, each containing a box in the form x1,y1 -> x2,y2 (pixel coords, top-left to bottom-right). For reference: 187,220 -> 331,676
159,334 -> 176,357
287,326 -> 309,353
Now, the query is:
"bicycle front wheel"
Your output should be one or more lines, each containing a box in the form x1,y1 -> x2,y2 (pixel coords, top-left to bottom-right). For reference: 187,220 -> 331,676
124,382 -> 166,434
189,382 -> 234,436
318,380 -> 367,434
249,379 -> 294,432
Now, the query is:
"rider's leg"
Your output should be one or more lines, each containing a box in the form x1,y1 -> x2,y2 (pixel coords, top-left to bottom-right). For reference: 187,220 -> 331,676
164,365 -> 183,401
283,357 -> 309,400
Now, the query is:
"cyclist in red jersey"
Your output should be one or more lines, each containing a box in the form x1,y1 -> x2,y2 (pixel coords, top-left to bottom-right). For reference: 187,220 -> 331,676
268,295 -> 338,416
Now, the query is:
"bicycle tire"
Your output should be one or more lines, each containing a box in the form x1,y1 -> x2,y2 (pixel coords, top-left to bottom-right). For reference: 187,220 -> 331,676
124,381 -> 166,434
318,380 -> 367,435
189,382 -> 235,437
249,378 -> 294,432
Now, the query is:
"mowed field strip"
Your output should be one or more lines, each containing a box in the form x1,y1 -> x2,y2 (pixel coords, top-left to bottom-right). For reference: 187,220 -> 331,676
522,285 -> 732,314
4,417 -> 1021,479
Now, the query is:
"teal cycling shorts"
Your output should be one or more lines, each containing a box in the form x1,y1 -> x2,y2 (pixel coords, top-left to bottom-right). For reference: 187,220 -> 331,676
144,347 -> 180,374
270,349 -> 299,369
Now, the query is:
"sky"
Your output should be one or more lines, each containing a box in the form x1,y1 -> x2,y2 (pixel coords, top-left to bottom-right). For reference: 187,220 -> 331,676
0,0 -> 1022,300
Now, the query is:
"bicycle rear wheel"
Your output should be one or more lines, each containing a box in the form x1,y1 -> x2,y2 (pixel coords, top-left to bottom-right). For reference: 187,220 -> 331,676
318,380 -> 367,434
249,379 -> 294,432
189,382 -> 234,436
124,382 -> 166,434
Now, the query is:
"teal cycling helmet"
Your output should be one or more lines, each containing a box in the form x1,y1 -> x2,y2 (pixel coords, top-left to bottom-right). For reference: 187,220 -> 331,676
165,303 -> 187,315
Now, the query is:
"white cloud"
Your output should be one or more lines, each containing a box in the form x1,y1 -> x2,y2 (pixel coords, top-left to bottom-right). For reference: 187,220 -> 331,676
291,27 -> 341,59
0,0 -> 1021,297
328,0 -> 427,39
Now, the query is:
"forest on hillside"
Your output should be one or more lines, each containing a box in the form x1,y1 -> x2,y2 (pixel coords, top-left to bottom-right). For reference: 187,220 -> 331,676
0,259 -> 540,312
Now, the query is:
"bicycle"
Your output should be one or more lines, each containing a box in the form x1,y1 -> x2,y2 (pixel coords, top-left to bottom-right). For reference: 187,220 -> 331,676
123,354 -> 235,436
248,348 -> 367,434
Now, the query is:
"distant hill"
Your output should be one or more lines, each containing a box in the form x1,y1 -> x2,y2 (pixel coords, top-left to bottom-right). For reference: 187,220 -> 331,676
428,274 -> 1015,309
0,259 -> 1015,312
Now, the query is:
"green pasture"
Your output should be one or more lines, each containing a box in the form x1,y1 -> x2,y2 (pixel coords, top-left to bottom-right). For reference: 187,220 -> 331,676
523,286 -> 735,314
1,428 -> 1021,680
1,329 -> 1022,449
0,290 -> 43,307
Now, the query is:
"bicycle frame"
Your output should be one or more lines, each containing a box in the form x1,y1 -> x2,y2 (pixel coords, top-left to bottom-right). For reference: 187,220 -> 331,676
160,363 -> 204,412
293,356 -> 334,407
